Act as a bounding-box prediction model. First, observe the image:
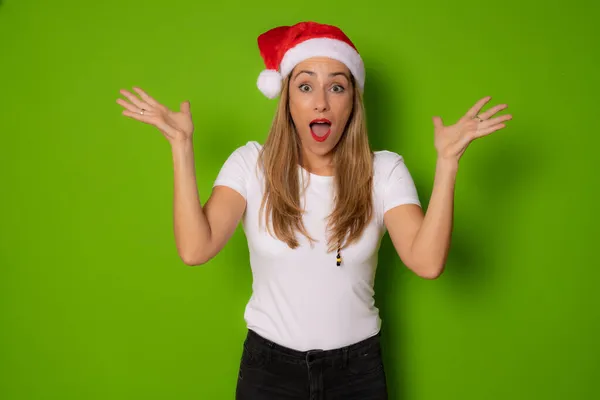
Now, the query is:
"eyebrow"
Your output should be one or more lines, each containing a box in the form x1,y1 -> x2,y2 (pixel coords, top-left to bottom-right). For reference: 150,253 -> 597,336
293,70 -> 350,81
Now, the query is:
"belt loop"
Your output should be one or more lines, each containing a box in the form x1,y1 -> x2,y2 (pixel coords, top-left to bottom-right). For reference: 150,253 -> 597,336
266,339 -> 274,363
342,347 -> 348,368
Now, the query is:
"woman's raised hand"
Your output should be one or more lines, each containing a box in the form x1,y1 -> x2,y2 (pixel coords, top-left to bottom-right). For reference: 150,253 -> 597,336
432,96 -> 512,163
117,87 -> 194,145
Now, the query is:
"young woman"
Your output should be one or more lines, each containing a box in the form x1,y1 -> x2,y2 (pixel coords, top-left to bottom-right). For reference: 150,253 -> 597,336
117,21 -> 511,400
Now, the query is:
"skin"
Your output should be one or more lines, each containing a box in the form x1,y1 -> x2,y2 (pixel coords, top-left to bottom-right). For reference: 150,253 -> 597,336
288,57 -> 354,176
385,97 -> 512,279
116,61 -> 512,279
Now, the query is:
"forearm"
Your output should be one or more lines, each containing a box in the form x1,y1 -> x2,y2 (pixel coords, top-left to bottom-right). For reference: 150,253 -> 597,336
410,158 -> 458,278
171,141 -> 211,265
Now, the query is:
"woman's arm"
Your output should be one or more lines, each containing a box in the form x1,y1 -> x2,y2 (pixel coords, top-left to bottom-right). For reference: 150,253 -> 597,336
384,96 -> 512,279
172,142 -> 245,266
384,159 -> 457,279
117,87 -> 245,266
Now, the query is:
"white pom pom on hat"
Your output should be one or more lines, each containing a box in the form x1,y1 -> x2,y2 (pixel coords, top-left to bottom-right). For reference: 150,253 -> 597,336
257,69 -> 283,99
256,21 -> 365,99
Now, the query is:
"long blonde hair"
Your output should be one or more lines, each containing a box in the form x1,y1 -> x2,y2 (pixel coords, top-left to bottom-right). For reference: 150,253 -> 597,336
258,74 -> 374,252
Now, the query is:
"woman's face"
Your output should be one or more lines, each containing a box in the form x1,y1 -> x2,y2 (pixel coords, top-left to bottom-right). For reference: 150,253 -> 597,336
288,57 -> 354,158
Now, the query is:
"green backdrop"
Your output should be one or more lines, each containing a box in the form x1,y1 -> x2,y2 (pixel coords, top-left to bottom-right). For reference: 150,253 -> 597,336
1,0 -> 598,399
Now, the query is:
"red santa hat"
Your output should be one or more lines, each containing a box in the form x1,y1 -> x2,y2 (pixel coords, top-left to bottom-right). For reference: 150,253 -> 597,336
256,21 -> 365,99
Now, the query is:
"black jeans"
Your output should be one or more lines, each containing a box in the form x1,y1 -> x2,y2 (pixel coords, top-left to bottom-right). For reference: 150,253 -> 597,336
235,329 -> 388,399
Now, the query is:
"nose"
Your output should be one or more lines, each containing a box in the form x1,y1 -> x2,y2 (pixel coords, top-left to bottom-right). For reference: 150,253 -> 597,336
313,88 -> 329,113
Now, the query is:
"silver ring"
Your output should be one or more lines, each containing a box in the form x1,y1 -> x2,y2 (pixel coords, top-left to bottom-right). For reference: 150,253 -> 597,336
140,109 -> 145,115
472,115 -> 483,122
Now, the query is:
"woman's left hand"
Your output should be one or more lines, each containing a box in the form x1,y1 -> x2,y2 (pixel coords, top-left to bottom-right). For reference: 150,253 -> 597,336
432,96 -> 512,163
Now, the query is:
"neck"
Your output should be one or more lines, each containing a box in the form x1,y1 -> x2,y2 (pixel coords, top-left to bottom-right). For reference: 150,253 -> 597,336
300,147 -> 335,176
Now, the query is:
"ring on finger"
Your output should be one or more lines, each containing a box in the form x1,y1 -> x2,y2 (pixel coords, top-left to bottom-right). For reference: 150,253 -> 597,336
472,115 -> 483,122
140,109 -> 146,115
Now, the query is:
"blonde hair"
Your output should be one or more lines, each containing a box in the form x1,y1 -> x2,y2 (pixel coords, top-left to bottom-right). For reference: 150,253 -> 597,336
258,74 -> 374,252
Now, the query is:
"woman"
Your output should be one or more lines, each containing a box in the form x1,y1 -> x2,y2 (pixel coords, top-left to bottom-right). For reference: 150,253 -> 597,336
117,21 -> 511,400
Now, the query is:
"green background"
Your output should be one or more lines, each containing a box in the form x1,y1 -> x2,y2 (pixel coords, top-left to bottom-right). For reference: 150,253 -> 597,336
1,0 -> 598,399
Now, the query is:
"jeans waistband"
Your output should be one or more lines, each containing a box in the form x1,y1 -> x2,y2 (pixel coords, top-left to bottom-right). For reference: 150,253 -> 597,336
244,329 -> 382,365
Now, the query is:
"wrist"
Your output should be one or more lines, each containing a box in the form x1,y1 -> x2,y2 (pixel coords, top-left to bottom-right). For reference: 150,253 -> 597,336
436,156 -> 459,173
171,138 -> 194,155
171,139 -> 195,169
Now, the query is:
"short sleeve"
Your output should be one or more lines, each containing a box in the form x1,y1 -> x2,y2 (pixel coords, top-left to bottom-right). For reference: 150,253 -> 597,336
212,141 -> 260,200
380,151 -> 421,213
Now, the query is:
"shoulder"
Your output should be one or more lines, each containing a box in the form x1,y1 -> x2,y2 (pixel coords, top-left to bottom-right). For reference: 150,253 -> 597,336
214,141 -> 263,195
372,149 -> 421,209
374,149 -> 405,164
215,141 -> 263,178
373,149 -> 409,178
221,141 -> 263,169
229,140 -> 263,160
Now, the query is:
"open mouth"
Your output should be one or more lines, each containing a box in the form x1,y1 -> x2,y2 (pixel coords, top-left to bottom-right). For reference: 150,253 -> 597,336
309,119 -> 332,142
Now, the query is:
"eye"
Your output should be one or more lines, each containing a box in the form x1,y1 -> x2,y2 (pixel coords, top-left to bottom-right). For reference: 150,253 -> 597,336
331,84 -> 345,93
299,84 -> 311,92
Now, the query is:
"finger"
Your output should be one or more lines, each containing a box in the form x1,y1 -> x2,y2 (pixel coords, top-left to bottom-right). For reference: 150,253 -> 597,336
478,103 -> 508,120
122,109 -> 149,120
116,98 -> 142,114
119,89 -> 150,110
464,96 -> 492,120
122,109 -> 154,123
480,113 -> 512,127
132,87 -> 160,107
473,123 -> 507,139
432,116 -> 444,130
180,100 -> 191,115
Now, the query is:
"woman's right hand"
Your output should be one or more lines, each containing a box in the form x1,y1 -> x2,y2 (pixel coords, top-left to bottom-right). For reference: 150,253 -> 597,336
117,87 -> 194,145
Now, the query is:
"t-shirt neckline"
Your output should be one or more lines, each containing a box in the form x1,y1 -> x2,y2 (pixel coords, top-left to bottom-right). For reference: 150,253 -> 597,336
299,166 -> 334,183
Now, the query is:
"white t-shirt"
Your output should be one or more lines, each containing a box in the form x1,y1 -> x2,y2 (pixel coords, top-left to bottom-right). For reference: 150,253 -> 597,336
213,141 -> 421,351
